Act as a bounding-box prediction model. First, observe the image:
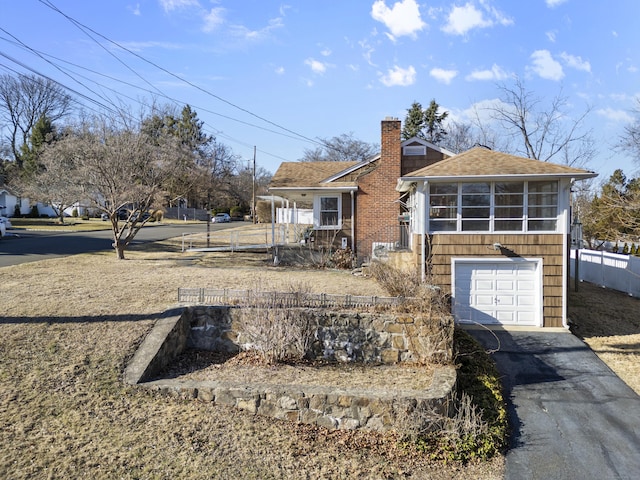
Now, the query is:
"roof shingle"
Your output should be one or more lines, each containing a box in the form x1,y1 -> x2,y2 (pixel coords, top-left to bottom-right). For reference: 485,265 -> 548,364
402,147 -> 597,178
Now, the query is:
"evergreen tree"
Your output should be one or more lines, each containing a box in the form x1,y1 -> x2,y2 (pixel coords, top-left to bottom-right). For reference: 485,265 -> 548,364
401,99 -> 448,143
20,114 -> 56,178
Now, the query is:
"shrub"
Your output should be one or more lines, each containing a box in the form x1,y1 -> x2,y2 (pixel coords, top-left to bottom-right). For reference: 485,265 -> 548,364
330,247 -> 354,269
400,329 -> 508,463
151,209 -> 164,222
235,307 -> 315,364
230,206 -> 244,218
369,260 -> 421,297
29,205 -> 39,218
71,208 -> 78,218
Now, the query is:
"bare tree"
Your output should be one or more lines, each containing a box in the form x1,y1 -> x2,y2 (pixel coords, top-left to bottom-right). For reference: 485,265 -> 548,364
0,74 -> 73,168
35,114 -> 188,259
488,76 -> 595,166
300,133 -> 378,162
619,98 -> 640,165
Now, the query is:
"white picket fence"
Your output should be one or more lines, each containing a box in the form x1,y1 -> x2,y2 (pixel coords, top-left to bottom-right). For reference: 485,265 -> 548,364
570,249 -> 640,297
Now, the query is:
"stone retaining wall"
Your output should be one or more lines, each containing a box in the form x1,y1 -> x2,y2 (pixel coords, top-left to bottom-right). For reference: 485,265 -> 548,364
187,306 -> 454,365
124,306 -> 457,432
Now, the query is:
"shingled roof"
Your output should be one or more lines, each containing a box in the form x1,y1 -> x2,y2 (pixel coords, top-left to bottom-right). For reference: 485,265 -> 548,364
400,147 -> 597,180
269,161 -> 360,189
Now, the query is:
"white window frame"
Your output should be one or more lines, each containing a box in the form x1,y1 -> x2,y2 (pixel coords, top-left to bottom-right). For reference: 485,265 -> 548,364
314,194 -> 342,230
427,181 -> 559,233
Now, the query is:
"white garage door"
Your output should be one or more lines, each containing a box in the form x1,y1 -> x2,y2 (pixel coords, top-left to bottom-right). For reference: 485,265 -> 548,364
453,260 -> 541,326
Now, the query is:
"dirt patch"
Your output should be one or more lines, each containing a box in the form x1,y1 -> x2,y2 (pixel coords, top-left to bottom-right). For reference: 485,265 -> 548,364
162,350 -> 436,392
568,280 -> 640,394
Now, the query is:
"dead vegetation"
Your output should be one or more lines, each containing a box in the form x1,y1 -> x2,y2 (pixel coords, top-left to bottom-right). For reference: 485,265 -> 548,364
0,242 -> 504,479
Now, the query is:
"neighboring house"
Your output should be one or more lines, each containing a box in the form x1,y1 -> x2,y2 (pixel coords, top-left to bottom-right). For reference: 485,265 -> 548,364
0,185 -> 29,217
396,147 -> 597,328
0,184 -> 78,218
268,118 -> 453,257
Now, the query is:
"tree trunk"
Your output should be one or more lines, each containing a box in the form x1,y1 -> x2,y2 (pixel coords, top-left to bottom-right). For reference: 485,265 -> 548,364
114,242 -> 126,260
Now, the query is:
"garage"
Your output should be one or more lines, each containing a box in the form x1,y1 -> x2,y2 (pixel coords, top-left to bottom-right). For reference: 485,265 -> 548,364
452,259 -> 542,326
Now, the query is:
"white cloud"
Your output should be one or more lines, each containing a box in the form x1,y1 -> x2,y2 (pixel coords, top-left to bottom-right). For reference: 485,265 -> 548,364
596,108 -> 634,123
546,30 -> 557,42
159,0 -> 199,13
371,0 -> 426,40
530,49 -> 564,81
546,0 -> 569,7
430,67 -> 458,84
442,1 -> 512,36
359,39 -> 376,66
466,64 -> 510,81
129,3 -> 141,16
380,65 -> 417,87
305,58 -> 328,74
321,48 -> 332,57
202,7 -> 225,32
227,17 -> 284,41
560,52 -> 591,72
275,66 -> 285,75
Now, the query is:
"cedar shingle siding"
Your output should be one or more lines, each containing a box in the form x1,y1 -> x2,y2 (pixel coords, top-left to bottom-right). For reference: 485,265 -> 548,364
420,233 -> 565,328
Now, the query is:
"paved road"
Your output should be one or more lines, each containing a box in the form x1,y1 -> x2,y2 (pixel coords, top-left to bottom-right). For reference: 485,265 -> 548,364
468,329 -> 640,480
0,222 -> 237,267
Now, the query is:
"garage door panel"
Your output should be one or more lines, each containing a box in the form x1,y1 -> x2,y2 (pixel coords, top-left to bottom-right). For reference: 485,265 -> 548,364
496,279 -> 515,290
454,260 -> 540,326
475,279 -> 495,291
474,295 -> 495,307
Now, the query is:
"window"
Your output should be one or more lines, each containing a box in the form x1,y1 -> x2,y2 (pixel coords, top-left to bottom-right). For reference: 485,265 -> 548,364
527,181 -> 558,231
403,145 -> 427,156
427,181 -> 558,233
315,195 -> 341,229
429,183 -> 457,232
461,183 -> 490,231
494,182 -> 524,231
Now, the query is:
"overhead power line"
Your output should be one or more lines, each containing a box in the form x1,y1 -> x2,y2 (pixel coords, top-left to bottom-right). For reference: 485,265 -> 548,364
38,0 -> 324,148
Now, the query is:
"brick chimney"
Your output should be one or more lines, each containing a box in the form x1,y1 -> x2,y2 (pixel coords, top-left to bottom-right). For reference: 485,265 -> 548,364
355,117 -> 403,260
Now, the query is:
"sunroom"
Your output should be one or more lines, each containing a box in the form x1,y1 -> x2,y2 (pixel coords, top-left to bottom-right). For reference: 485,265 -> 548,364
397,147 -> 597,328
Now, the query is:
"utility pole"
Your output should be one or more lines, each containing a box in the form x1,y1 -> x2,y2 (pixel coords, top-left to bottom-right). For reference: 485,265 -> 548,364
252,145 -> 257,224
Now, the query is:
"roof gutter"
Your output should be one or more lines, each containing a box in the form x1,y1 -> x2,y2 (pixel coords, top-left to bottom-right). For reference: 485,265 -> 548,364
397,172 -> 597,192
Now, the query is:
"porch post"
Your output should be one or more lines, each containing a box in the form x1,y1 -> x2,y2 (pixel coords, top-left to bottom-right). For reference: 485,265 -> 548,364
350,191 -> 355,252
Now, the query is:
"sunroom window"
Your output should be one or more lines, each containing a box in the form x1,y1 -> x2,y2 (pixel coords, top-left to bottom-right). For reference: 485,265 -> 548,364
527,181 -> 558,231
429,183 -> 457,232
427,181 -> 558,233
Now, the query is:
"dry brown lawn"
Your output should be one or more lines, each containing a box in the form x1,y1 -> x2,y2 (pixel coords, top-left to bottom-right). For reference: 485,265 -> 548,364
568,280 -> 640,394
0,240 -> 504,479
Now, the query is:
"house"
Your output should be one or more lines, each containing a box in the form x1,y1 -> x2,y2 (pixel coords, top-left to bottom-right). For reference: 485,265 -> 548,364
396,146 -> 597,328
0,185 -> 29,217
269,117 -> 596,328
268,118 -> 453,257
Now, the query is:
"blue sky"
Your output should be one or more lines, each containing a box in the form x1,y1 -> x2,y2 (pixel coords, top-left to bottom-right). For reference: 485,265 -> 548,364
1,0 -> 639,181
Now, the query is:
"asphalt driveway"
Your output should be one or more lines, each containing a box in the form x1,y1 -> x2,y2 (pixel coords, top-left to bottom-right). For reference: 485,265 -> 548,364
468,328 -> 640,480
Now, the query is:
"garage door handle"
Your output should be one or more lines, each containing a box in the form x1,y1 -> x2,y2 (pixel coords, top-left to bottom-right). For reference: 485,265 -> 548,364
494,296 -> 500,305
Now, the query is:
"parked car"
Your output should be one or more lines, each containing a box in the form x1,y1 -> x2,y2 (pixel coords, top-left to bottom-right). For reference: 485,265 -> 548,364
100,213 -> 109,221
0,216 -> 12,229
212,213 -> 231,223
